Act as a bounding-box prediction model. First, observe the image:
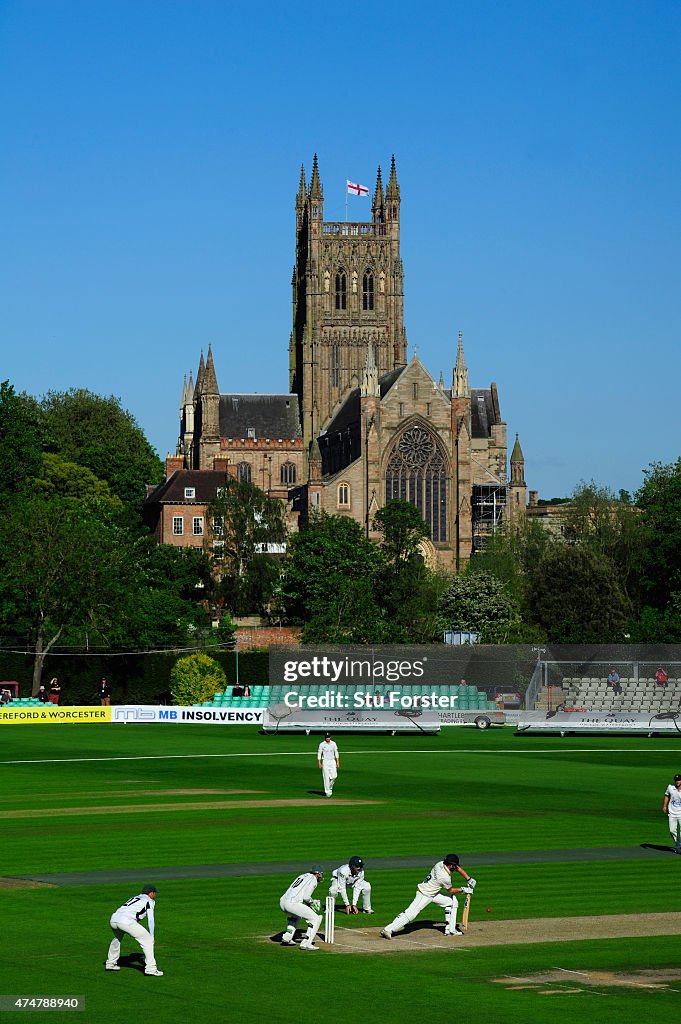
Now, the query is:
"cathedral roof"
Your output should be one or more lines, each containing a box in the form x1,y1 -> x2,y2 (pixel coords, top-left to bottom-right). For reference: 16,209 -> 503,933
321,366 -> 406,436
469,389 -> 498,438
218,394 -> 302,440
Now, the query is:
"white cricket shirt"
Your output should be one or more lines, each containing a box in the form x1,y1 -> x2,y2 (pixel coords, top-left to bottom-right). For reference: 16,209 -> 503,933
417,861 -> 453,897
281,872 -> 319,904
317,740 -> 339,762
665,784 -> 681,814
112,893 -> 156,936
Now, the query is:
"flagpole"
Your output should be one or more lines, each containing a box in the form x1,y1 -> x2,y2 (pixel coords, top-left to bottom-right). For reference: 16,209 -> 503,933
345,181 -> 348,223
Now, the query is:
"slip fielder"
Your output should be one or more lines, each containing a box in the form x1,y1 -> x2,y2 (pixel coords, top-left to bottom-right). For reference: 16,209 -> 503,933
280,866 -> 325,951
381,854 -> 476,939
662,773 -> 681,853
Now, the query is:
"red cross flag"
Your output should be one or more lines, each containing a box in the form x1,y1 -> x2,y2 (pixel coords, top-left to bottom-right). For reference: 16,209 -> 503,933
347,180 -> 369,197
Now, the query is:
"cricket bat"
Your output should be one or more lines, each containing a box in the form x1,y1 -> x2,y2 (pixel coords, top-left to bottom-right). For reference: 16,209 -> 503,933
460,891 -> 471,933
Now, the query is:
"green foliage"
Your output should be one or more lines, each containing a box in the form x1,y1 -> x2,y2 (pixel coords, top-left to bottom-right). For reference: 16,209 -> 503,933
636,457 -> 681,609
35,452 -> 123,510
281,512 -> 382,622
373,499 -> 430,564
207,478 -> 287,615
437,569 -> 522,642
526,542 -> 631,643
0,381 -> 42,498
35,388 -> 163,515
169,652 -> 227,705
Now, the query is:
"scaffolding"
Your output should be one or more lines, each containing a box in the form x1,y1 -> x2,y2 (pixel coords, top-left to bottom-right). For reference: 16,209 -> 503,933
472,484 -> 506,551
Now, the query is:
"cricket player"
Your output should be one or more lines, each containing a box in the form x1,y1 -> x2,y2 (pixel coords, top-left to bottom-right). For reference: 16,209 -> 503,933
329,856 -> 373,914
105,885 -> 164,975
280,866 -> 325,950
317,733 -> 339,797
381,854 -> 476,939
663,773 -> 681,853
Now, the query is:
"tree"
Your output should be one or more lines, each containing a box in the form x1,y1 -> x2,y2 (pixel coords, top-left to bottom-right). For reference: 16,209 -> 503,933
373,500 -> 430,564
170,652 -> 227,706
207,478 -> 287,615
636,458 -> 681,609
36,389 -> 163,515
35,452 -> 123,511
0,496 -> 141,692
0,381 -> 42,499
437,570 -> 522,643
525,543 -> 631,643
280,512 -> 382,623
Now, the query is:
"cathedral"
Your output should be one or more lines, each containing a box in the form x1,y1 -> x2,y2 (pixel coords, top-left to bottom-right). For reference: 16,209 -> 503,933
172,156 -> 527,568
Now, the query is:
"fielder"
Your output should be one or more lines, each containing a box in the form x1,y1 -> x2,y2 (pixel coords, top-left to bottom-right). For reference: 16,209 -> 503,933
381,854 -> 476,939
330,856 -> 373,914
662,773 -> 681,853
317,733 -> 340,797
280,866 -> 325,950
105,885 -> 164,975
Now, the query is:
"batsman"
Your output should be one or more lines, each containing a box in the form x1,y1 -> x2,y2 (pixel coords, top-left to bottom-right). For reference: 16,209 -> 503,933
381,854 -> 476,939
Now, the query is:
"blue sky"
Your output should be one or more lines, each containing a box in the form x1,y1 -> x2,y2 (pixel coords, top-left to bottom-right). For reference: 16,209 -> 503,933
1,0 -> 679,499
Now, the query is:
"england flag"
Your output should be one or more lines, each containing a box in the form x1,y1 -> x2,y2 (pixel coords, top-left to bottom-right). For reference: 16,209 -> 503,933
347,180 -> 369,197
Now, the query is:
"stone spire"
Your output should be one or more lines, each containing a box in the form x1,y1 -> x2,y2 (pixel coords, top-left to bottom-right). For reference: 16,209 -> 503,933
361,341 -> 380,397
195,351 -> 206,395
180,375 -> 187,408
296,164 -> 307,208
453,329 -> 469,397
372,165 -> 384,222
510,433 -> 526,485
385,154 -> 400,200
203,343 -> 219,395
309,153 -> 323,200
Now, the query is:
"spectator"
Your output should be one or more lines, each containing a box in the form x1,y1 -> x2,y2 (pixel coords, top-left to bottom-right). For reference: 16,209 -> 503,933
607,669 -> 622,696
97,679 -> 112,706
232,683 -> 244,698
38,685 -> 49,703
49,677 -> 61,704
242,683 -> 251,698
655,667 -> 669,689
0,688 -> 12,705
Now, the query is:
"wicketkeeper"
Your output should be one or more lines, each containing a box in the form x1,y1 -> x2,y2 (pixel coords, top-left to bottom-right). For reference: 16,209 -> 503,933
280,866 -> 325,951
329,856 -> 373,914
381,854 -> 476,939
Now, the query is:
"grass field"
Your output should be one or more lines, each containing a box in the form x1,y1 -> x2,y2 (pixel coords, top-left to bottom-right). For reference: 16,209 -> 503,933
2,724 -> 681,1023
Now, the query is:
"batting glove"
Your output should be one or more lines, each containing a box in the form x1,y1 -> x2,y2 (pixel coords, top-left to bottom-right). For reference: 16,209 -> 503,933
461,886 -> 474,895
467,877 -> 477,889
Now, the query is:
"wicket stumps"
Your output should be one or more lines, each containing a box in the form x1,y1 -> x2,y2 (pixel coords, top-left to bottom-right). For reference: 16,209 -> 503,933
325,896 -> 335,943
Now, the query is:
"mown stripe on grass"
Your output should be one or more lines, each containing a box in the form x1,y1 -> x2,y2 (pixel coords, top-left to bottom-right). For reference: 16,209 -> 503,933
9,845 -> 666,886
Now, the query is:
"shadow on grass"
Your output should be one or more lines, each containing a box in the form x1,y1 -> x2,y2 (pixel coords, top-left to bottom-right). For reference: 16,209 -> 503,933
640,842 -> 678,854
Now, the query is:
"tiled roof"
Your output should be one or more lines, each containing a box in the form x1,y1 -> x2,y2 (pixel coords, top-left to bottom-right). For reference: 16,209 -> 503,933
219,395 -> 302,439
144,470 -> 228,505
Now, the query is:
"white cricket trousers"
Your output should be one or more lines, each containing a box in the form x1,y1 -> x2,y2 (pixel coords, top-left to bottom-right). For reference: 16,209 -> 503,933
280,898 -> 322,942
669,813 -> 681,845
385,890 -> 458,934
106,915 -> 157,971
321,762 -> 337,797
329,879 -> 372,911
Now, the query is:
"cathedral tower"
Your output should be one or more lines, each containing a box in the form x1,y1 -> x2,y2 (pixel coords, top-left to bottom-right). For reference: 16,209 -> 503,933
290,155 -> 408,458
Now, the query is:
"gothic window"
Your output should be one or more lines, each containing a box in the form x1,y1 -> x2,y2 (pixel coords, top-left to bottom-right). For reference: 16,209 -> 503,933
324,270 -> 330,293
237,462 -> 252,483
413,383 -> 418,400
335,271 -> 347,310
362,272 -> 374,310
338,482 -> 350,508
281,462 -> 296,485
330,344 -> 340,387
385,426 -> 448,541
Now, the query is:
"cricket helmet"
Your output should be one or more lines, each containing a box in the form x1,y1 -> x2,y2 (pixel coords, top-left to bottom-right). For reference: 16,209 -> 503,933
675,774 -> 681,782
311,864 -> 324,878
349,856 -> 364,872
443,853 -> 460,867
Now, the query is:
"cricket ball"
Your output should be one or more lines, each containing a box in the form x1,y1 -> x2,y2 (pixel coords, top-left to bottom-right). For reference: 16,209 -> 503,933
486,907 -> 491,913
